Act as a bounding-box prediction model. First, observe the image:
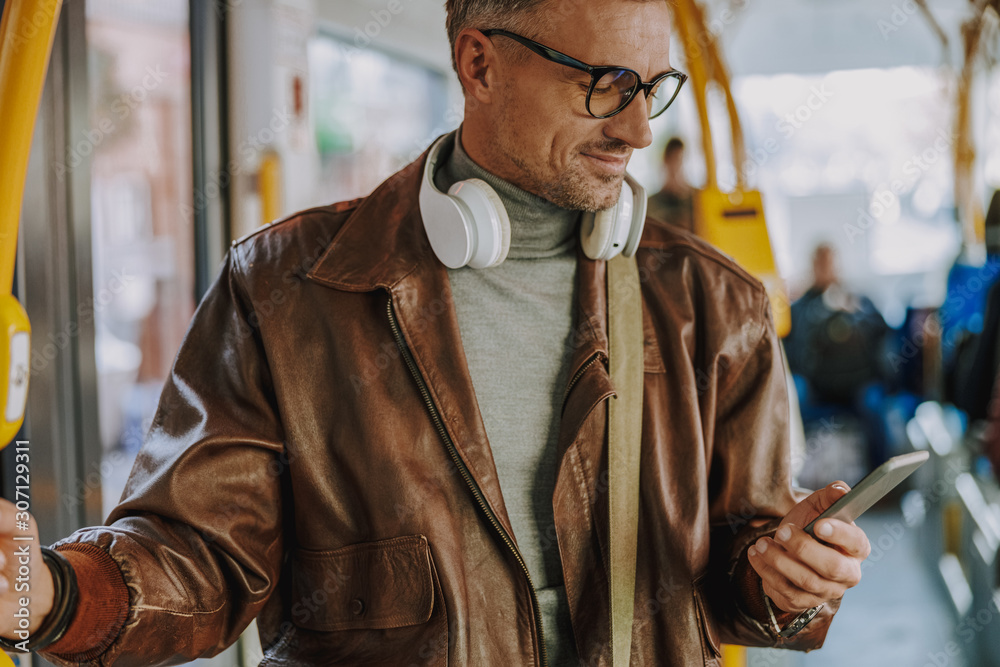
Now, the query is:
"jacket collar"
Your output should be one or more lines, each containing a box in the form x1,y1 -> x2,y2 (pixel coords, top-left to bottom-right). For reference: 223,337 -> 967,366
306,156 -> 430,292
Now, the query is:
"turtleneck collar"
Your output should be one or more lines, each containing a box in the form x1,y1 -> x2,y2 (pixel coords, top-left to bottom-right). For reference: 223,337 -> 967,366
433,128 -> 580,260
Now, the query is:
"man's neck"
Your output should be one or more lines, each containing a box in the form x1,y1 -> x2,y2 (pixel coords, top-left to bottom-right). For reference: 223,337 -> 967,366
661,174 -> 690,195
435,128 -> 579,260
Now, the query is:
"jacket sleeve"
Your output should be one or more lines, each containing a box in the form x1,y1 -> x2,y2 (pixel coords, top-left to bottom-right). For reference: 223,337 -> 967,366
40,248 -> 288,666
703,291 -> 840,651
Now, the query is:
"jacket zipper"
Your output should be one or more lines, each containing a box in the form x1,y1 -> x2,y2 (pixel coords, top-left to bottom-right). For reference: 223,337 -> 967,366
386,296 -> 549,667
562,352 -> 606,406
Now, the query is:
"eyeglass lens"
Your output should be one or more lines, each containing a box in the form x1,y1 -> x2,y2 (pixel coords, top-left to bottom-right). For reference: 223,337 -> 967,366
588,70 -> 683,119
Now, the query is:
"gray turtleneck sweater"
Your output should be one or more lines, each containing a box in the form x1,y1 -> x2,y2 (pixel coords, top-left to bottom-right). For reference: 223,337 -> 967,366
435,130 -> 581,666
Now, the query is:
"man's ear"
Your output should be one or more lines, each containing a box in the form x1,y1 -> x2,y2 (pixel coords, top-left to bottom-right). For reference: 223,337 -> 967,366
454,28 -> 496,104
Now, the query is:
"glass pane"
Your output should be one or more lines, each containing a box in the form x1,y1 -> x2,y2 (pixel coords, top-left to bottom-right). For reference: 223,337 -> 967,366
85,0 -> 195,519
309,32 -> 453,204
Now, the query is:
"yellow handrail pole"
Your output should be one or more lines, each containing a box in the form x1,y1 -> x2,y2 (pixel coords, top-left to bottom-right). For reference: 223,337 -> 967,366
0,0 -> 63,293
673,0 -> 747,191
0,0 -> 64,447
259,150 -> 283,227
954,13 -> 985,248
672,0 -> 717,191
709,46 -> 747,191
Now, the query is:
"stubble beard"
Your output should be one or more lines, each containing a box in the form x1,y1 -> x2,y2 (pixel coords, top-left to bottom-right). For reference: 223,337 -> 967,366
493,96 -> 628,213
510,151 -> 624,213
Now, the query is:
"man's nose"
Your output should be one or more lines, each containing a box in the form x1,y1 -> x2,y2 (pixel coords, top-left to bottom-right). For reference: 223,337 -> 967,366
602,93 -> 653,150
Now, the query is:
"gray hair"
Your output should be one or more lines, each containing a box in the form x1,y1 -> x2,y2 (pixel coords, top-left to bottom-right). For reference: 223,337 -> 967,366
444,0 -> 552,73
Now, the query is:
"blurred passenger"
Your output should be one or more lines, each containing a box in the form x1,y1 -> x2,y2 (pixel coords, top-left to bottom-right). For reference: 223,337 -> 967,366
956,277 -> 1000,421
786,244 -> 889,402
785,243 -> 891,463
953,190 -> 1000,421
646,136 -> 695,232
986,374 -> 1000,483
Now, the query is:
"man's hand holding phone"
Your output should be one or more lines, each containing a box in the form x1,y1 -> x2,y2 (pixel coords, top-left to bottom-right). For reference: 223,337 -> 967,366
747,482 -> 871,613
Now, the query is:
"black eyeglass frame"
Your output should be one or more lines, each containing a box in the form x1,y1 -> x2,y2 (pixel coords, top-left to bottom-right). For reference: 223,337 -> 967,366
480,28 -> 688,120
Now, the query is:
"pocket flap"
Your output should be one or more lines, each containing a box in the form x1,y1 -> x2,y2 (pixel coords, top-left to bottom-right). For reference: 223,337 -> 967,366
291,534 -> 435,632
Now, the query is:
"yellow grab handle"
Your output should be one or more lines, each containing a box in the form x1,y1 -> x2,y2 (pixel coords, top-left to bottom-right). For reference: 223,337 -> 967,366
0,296 -> 30,446
695,188 -> 790,336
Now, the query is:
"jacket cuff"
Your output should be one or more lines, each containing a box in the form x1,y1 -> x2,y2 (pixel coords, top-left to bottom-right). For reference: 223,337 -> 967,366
40,543 -> 130,662
732,546 -> 799,629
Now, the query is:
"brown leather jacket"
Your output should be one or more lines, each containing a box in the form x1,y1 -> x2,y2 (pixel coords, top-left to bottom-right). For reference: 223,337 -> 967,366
43,150 -> 838,666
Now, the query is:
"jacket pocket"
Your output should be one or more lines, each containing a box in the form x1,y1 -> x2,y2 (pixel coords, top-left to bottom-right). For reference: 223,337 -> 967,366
291,534 -> 437,632
692,576 -> 722,665
286,534 -> 449,666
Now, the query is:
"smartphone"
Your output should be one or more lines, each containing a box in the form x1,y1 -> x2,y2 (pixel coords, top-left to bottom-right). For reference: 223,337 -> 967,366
802,450 -> 930,538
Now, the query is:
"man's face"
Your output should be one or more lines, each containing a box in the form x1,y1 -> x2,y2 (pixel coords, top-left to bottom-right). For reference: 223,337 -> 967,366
664,147 -> 684,177
813,247 -> 838,289
485,0 -> 672,212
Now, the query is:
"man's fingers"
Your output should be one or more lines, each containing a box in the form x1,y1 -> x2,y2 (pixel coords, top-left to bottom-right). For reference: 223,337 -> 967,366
0,499 -> 16,535
774,524 -> 863,586
748,543 -> 829,612
756,534 -> 848,597
828,480 -> 850,498
784,482 -> 851,528
815,481 -> 850,516
812,518 -> 871,559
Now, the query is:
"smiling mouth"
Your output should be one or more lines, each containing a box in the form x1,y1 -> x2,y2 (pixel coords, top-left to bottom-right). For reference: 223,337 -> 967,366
582,152 -> 630,172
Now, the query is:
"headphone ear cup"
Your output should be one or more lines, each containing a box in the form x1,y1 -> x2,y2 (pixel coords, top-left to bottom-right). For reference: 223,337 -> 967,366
580,208 -> 616,260
581,182 -> 634,261
621,173 -> 646,258
420,184 -> 475,269
448,178 -> 510,269
421,136 -> 475,268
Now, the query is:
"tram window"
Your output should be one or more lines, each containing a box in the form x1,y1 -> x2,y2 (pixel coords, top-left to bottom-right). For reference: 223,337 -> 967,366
86,0 -> 194,519
309,31 -> 454,204
704,67 -> 962,326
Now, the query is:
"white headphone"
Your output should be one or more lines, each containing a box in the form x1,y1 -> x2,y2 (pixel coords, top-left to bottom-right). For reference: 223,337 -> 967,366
419,134 -> 646,269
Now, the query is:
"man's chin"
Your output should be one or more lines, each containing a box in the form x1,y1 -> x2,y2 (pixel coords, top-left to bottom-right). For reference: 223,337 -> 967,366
585,176 -> 626,213
540,169 -> 625,212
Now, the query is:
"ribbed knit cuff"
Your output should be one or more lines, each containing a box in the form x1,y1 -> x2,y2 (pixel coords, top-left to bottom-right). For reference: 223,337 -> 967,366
40,543 -> 129,662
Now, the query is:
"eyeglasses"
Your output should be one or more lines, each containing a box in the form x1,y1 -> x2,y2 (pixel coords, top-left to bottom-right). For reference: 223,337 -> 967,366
480,28 -> 688,120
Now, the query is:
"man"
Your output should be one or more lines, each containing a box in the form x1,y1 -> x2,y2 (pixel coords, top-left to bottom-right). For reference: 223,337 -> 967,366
646,137 -> 696,232
785,243 -> 889,403
784,243 -> 890,465
1,1 -> 869,664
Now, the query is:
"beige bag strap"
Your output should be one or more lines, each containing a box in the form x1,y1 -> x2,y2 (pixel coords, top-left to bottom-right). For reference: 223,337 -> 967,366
607,252 -> 644,666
